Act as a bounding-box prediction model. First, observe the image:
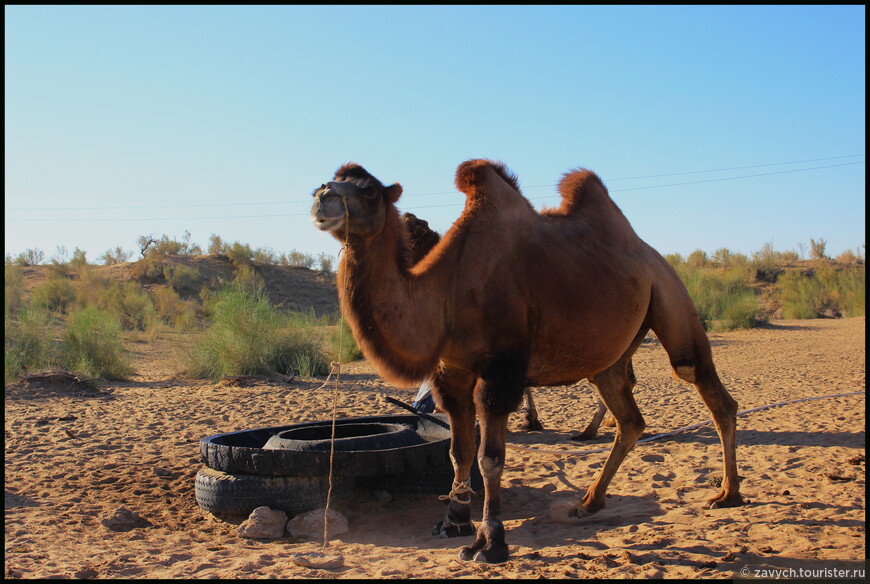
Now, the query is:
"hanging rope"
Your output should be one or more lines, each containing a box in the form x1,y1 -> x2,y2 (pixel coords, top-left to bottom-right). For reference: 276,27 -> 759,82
507,390 -> 865,456
322,198 -> 351,550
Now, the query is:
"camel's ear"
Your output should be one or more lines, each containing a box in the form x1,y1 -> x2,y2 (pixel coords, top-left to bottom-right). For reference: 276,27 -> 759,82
385,183 -> 403,203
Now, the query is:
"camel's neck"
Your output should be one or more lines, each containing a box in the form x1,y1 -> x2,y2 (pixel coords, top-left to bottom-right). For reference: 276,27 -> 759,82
337,207 -> 449,387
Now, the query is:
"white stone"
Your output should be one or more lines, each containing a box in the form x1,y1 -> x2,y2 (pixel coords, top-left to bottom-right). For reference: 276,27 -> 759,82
286,507 -> 349,540
238,506 -> 288,539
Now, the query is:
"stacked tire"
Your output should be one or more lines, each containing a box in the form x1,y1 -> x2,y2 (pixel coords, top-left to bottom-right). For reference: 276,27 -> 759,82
195,414 -> 482,517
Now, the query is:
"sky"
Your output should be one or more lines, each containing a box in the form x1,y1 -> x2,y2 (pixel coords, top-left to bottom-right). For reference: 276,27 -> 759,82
4,5 -> 866,265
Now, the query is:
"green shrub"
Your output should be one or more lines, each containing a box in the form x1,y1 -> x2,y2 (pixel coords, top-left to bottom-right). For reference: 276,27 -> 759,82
836,269 -> 865,317
331,316 -> 363,362
5,305 -> 59,383
778,271 -> 828,319
99,281 -> 157,331
232,264 -> 266,293
72,264 -> 110,308
5,264 -> 26,316
152,286 -> 199,331
282,250 -> 315,269
188,282 -> 330,380
675,265 -> 761,331
225,241 -> 254,267
131,252 -> 169,283
32,275 -> 77,313
164,264 -> 202,293
62,306 -> 133,380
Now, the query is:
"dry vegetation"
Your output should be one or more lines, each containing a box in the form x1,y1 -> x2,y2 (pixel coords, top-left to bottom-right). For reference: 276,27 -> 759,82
4,236 -> 865,386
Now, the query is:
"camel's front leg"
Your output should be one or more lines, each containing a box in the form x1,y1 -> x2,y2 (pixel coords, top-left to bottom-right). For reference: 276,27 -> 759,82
430,367 -> 478,538
458,410 -> 511,563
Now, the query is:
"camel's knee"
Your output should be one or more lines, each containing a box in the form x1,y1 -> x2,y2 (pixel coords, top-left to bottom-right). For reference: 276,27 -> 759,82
614,414 -> 646,441
478,455 -> 504,482
672,360 -> 697,384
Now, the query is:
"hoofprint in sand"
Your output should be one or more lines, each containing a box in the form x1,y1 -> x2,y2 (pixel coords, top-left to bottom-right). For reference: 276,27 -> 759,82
4,317 -> 865,579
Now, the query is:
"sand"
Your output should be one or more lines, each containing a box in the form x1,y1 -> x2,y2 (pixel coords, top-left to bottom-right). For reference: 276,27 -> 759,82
4,317 -> 865,579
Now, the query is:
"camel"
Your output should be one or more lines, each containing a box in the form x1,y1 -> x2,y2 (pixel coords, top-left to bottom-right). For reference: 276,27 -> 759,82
311,159 -> 743,564
402,212 -> 612,439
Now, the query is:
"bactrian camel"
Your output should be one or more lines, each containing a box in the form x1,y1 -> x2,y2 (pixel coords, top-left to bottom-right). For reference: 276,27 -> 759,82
311,159 -> 743,564
402,212 -> 613,439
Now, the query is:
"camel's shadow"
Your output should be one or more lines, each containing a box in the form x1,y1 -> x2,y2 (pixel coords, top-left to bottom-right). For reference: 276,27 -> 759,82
338,484 -> 663,551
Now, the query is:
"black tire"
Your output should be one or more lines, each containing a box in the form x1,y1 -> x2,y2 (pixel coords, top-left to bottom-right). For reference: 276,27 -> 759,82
263,422 -> 426,452
200,414 -> 453,478
194,467 -> 355,517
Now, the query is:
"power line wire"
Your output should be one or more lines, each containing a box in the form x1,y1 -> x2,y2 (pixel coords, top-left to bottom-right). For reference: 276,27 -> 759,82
4,158 -> 864,222
5,154 -> 864,212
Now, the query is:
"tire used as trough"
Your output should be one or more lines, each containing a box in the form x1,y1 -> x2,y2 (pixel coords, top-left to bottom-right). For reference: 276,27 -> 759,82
197,414 -> 483,497
194,467 -> 355,516
200,414 -> 454,478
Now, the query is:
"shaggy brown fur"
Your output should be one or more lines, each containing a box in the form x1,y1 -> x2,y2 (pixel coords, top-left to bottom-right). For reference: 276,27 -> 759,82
401,211 -> 610,438
312,159 -> 743,564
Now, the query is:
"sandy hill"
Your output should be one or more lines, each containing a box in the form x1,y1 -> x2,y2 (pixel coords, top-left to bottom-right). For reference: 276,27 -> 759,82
17,254 -> 340,317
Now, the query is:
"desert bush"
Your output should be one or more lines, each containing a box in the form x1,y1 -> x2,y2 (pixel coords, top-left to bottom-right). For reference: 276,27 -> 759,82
131,252 -> 169,283
253,247 -> 278,265
69,263 -> 109,309
318,252 -> 335,274
675,265 -> 760,331
68,247 -> 89,269
5,305 -> 59,383
687,249 -> 708,268
663,253 -> 684,269
32,275 -> 77,314
836,269 -> 865,317
809,238 -> 829,260
5,264 -> 26,316
225,241 -> 255,267
99,246 -> 132,265
164,264 -> 202,294
330,316 -> 363,362
283,250 -> 315,269
151,287 -> 199,331
232,263 -> 266,293
778,271 -> 828,319
15,248 -> 45,266
836,248 -> 864,265
62,305 -> 133,380
188,282 -> 329,380
99,281 -> 157,331
207,234 -> 225,256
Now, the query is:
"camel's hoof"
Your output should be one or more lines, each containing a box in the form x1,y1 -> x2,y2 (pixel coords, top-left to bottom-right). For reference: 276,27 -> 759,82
520,420 -> 544,432
569,431 -> 597,442
433,520 -> 475,538
705,492 -> 745,509
550,499 -> 600,524
458,545 -> 509,564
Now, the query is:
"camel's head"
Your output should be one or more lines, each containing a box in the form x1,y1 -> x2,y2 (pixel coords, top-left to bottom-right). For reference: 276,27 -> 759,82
311,163 -> 403,240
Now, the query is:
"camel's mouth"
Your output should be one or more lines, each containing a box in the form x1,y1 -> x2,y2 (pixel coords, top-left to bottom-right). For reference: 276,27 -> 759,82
312,215 -> 346,233
312,187 -> 350,233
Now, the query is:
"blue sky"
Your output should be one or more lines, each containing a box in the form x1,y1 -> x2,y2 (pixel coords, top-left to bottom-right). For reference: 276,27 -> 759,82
5,5 -> 865,264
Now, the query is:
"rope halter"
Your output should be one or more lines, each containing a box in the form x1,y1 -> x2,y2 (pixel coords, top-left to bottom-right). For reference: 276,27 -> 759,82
438,478 -> 474,505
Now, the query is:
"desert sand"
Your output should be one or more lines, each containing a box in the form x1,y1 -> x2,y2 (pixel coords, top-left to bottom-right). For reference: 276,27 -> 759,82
4,317 -> 865,579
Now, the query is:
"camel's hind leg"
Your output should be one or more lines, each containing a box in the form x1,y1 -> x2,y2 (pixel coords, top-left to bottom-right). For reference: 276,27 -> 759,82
517,388 -> 544,431
571,399 -> 609,441
650,286 -> 744,508
577,348 -> 646,515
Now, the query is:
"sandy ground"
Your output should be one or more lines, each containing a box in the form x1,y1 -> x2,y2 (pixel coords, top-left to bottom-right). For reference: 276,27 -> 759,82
4,317 -> 865,579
